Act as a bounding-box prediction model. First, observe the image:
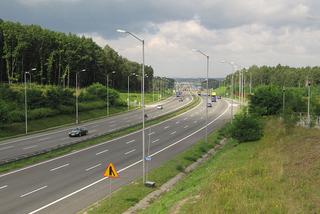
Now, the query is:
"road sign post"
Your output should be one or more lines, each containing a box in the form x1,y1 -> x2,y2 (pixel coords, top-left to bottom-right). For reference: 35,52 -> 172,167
103,162 -> 119,208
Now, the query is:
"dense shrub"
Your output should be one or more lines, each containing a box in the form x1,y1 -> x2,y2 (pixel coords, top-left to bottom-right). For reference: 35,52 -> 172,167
227,113 -> 263,143
79,101 -> 106,111
28,108 -> 59,120
0,100 -> 10,124
8,110 -> 24,122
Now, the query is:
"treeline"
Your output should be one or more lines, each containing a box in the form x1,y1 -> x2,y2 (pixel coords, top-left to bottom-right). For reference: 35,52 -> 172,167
224,64 -> 320,89
0,19 -> 175,92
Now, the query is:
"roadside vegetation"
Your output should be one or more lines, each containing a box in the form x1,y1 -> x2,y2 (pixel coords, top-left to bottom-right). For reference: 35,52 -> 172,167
0,83 -> 172,139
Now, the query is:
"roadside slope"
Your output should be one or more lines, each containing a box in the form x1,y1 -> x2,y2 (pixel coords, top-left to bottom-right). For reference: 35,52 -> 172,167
140,118 -> 320,214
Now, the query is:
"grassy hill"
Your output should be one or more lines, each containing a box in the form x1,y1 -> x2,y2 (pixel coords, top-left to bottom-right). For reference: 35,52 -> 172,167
141,118 -> 320,213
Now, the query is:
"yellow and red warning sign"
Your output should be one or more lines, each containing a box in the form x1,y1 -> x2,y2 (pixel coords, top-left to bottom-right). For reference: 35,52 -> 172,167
103,162 -> 119,178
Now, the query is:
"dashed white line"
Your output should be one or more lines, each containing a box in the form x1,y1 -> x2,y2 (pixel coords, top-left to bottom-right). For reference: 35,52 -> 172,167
60,137 -> 69,141
20,186 -> 47,198
193,120 -> 198,124
90,129 -> 97,133
85,164 -> 102,171
37,137 -> 50,142
175,121 -> 180,124
0,146 -> 14,151
124,149 -> 136,155
91,125 -> 99,128
170,131 -> 177,135
151,139 -> 160,144
164,126 -> 170,129
23,145 -> 38,150
50,164 -> 69,172
96,149 -> 109,155
0,185 -> 8,190
184,125 -> 189,129
148,132 -> 155,136
125,140 -> 135,144
183,117 -> 188,120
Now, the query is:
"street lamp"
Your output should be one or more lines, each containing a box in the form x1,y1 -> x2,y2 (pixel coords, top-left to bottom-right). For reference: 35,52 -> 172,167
282,86 -> 286,118
75,69 -> 86,124
307,80 -> 311,127
117,29 -> 147,184
24,68 -> 36,134
106,71 -> 116,116
220,60 -> 235,123
193,49 -> 209,144
128,72 -> 137,111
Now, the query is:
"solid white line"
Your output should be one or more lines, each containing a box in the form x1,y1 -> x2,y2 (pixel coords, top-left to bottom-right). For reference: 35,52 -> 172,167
95,149 -> 109,155
85,164 -> 102,171
49,164 -> 69,172
0,185 -> 8,190
124,149 -> 136,155
20,186 -> 47,198
125,139 -> 136,144
27,100 -> 230,214
23,145 -> 38,150
0,146 -> 14,151
0,95 -> 198,179
184,125 -> 189,129
151,139 -> 160,144
170,131 -> 177,135
148,132 -> 155,136
164,126 -> 169,129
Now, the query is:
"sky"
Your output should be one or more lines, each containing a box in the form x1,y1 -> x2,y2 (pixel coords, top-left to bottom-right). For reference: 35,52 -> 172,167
1,0 -> 320,78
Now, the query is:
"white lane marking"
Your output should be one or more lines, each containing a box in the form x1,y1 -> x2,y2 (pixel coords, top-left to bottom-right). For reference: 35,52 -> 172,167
109,128 -> 116,132
0,185 -> 8,190
200,117 -> 203,119
151,139 -> 160,144
90,129 -> 97,133
170,131 -> 177,135
60,137 -> 69,141
20,186 -> 48,198
85,164 -> 102,171
183,117 -> 188,121
49,164 -> 69,172
37,137 -> 50,142
148,132 -> 155,136
184,125 -> 189,129
124,149 -> 136,155
164,126 -> 170,129
91,125 -> 99,128
23,145 -> 39,150
125,140 -> 135,145
175,121 -> 180,124
95,149 -> 109,155
193,121 -> 198,124
0,95 -> 198,179
0,146 -> 14,151
27,101 -> 230,214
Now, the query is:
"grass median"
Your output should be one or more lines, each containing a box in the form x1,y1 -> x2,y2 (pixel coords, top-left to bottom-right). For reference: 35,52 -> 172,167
0,95 -> 199,174
80,121 -> 224,214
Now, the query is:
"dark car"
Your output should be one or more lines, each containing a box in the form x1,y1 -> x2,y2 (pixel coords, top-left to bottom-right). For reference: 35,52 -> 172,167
207,103 -> 212,107
179,98 -> 183,102
69,127 -> 88,137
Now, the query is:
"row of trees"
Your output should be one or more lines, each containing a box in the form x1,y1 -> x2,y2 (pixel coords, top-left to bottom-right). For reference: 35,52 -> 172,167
0,20 -> 175,92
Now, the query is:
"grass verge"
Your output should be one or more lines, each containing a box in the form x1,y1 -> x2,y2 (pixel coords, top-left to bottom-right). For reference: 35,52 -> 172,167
140,118 -> 320,214
81,123 -> 224,214
0,95 -> 199,174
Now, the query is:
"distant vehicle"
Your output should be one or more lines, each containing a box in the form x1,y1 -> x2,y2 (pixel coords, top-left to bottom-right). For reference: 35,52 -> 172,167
211,91 -> 217,96
176,91 -> 181,97
156,105 -> 163,110
179,98 -> 183,102
144,114 -> 148,119
211,96 -> 217,102
207,103 -> 212,107
217,96 -> 221,99
69,127 -> 88,137
197,91 -> 201,96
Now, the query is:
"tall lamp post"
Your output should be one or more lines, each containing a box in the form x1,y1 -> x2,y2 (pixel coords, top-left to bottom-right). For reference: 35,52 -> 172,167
75,69 -> 86,124
128,72 -> 137,111
193,49 -> 209,144
220,60 -> 235,123
106,71 -> 116,116
24,68 -> 36,134
117,29 -> 146,184
307,80 -> 311,127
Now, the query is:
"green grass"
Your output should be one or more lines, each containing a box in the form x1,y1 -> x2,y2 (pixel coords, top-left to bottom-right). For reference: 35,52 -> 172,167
141,118 -> 320,214
119,91 -> 172,108
0,92 -> 171,140
0,95 -> 199,174
81,124 -> 222,214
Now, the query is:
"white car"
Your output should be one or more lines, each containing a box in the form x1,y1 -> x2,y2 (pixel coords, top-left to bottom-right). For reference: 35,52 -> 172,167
157,105 -> 163,110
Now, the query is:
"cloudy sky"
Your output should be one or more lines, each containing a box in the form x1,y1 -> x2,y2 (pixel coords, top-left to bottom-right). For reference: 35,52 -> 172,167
1,0 -> 320,78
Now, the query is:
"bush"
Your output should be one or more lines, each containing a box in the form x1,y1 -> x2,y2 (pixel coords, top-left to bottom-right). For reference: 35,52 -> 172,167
78,101 -> 106,111
0,100 -> 10,124
228,113 -> 263,143
8,110 -> 25,122
28,108 -> 59,120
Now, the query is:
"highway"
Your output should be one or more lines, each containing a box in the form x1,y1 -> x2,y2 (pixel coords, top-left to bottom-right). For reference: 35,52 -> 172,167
0,94 -> 192,164
0,96 -> 236,214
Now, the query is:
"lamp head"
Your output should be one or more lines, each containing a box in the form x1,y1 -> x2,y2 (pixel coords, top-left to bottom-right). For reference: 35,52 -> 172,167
116,29 -> 126,33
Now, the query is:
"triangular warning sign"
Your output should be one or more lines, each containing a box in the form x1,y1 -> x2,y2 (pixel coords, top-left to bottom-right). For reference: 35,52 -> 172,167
103,162 -> 119,178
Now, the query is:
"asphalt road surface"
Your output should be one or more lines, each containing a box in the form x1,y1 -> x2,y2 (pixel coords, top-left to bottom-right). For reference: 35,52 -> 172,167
0,94 -> 192,164
0,96 -> 238,214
